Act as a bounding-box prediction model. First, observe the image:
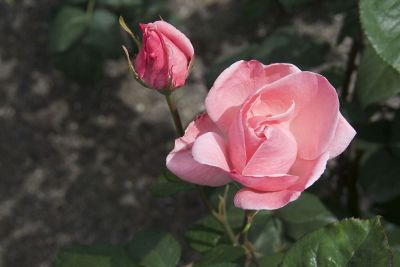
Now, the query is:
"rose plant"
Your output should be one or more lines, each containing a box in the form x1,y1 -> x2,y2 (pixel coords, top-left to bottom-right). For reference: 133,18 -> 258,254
54,5 -> 400,265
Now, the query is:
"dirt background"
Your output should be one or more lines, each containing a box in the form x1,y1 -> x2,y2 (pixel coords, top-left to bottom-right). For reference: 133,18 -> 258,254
0,0 -> 348,266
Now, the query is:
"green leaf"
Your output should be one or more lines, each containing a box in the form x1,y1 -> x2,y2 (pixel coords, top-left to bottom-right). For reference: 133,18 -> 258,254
355,119 -> 391,144
84,9 -> 121,59
280,217 -> 392,267
359,147 -> 400,203
193,245 -> 245,267
54,244 -> 136,267
185,215 -> 225,252
340,101 -> 371,125
51,8 -> 122,83
394,249 -> 400,267
258,253 -> 284,267
360,0 -> 400,72
163,170 -> 186,183
127,230 -> 181,267
150,171 -> 195,197
53,44 -> 103,84
49,7 -> 88,53
248,212 -> 287,254
355,45 -> 400,106
276,193 -> 337,240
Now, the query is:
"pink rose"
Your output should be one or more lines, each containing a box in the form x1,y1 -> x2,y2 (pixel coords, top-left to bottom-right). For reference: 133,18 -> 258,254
134,21 -> 194,91
167,60 -> 356,210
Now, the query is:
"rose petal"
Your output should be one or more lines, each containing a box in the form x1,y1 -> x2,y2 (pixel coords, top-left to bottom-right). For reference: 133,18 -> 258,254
247,101 -> 295,126
161,35 -> 189,87
227,98 -> 295,173
153,21 -> 194,60
258,72 -> 339,160
192,132 -> 230,172
167,150 -> 231,186
231,173 -> 300,192
167,113 -> 230,186
234,189 -> 301,210
205,61 -> 300,132
327,113 -> 356,159
227,112 -> 247,172
242,126 -> 297,177
135,28 -> 169,89
172,113 -> 219,152
288,152 -> 330,191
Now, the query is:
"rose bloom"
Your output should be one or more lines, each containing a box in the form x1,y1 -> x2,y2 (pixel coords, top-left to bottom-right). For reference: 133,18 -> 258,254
167,60 -> 356,210
134,20 -> 194,91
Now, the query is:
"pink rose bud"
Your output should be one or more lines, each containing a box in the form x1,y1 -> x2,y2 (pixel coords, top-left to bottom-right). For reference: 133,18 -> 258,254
166,60 -> 356,210
134,21 -> 194,91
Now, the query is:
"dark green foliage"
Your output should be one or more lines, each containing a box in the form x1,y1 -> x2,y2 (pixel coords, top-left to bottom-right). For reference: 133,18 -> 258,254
54,244 -> 136,267
49,0 -> 167,83
360,0 -> 400,72
355,45 -> 400,106
150,170 -> 195,197
280,217 -> 393,267
127,230 -> 181,267
55,230 -> 181,267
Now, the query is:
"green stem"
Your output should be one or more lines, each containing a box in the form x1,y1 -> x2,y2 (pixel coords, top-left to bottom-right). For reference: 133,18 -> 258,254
240,210 -> 259,266
220,215 -> 239,246
218,185 -> 239,246
240,210 -> 257,238
165,93 -> 184,136
197,184 -> 238,246
86,0 -> 96,18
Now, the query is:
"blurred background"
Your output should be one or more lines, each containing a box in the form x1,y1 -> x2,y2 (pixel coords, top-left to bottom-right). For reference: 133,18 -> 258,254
0,0 -> 399,266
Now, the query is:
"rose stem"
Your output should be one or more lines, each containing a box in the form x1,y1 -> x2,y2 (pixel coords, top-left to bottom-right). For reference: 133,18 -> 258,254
217,185 -> 239,246
86,0 -> 96,19
240,210 -> 260,266
164,92 -> 238,246
165,93 -> 184,136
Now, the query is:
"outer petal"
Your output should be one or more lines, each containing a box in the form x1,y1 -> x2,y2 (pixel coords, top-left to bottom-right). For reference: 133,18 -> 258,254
162,35 -> 189,88
172,113 -> 218,152
167,150 -> 230,186
231,173 -> 300,192
205,61 -> 300,132
166,113 -> 231,186
259,72 -> 339,160
153,21 -> 194,59
234,189 -> 301,210
134,28 -> 169,89
288,152 -> 330,191
192,132 -> 231,172
242,126 -> 297,176
326,113 -> 356,159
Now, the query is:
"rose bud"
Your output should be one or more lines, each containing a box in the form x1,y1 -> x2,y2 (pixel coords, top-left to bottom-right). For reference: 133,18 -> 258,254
167,60 -> 356,210
134,20 -> 194,92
